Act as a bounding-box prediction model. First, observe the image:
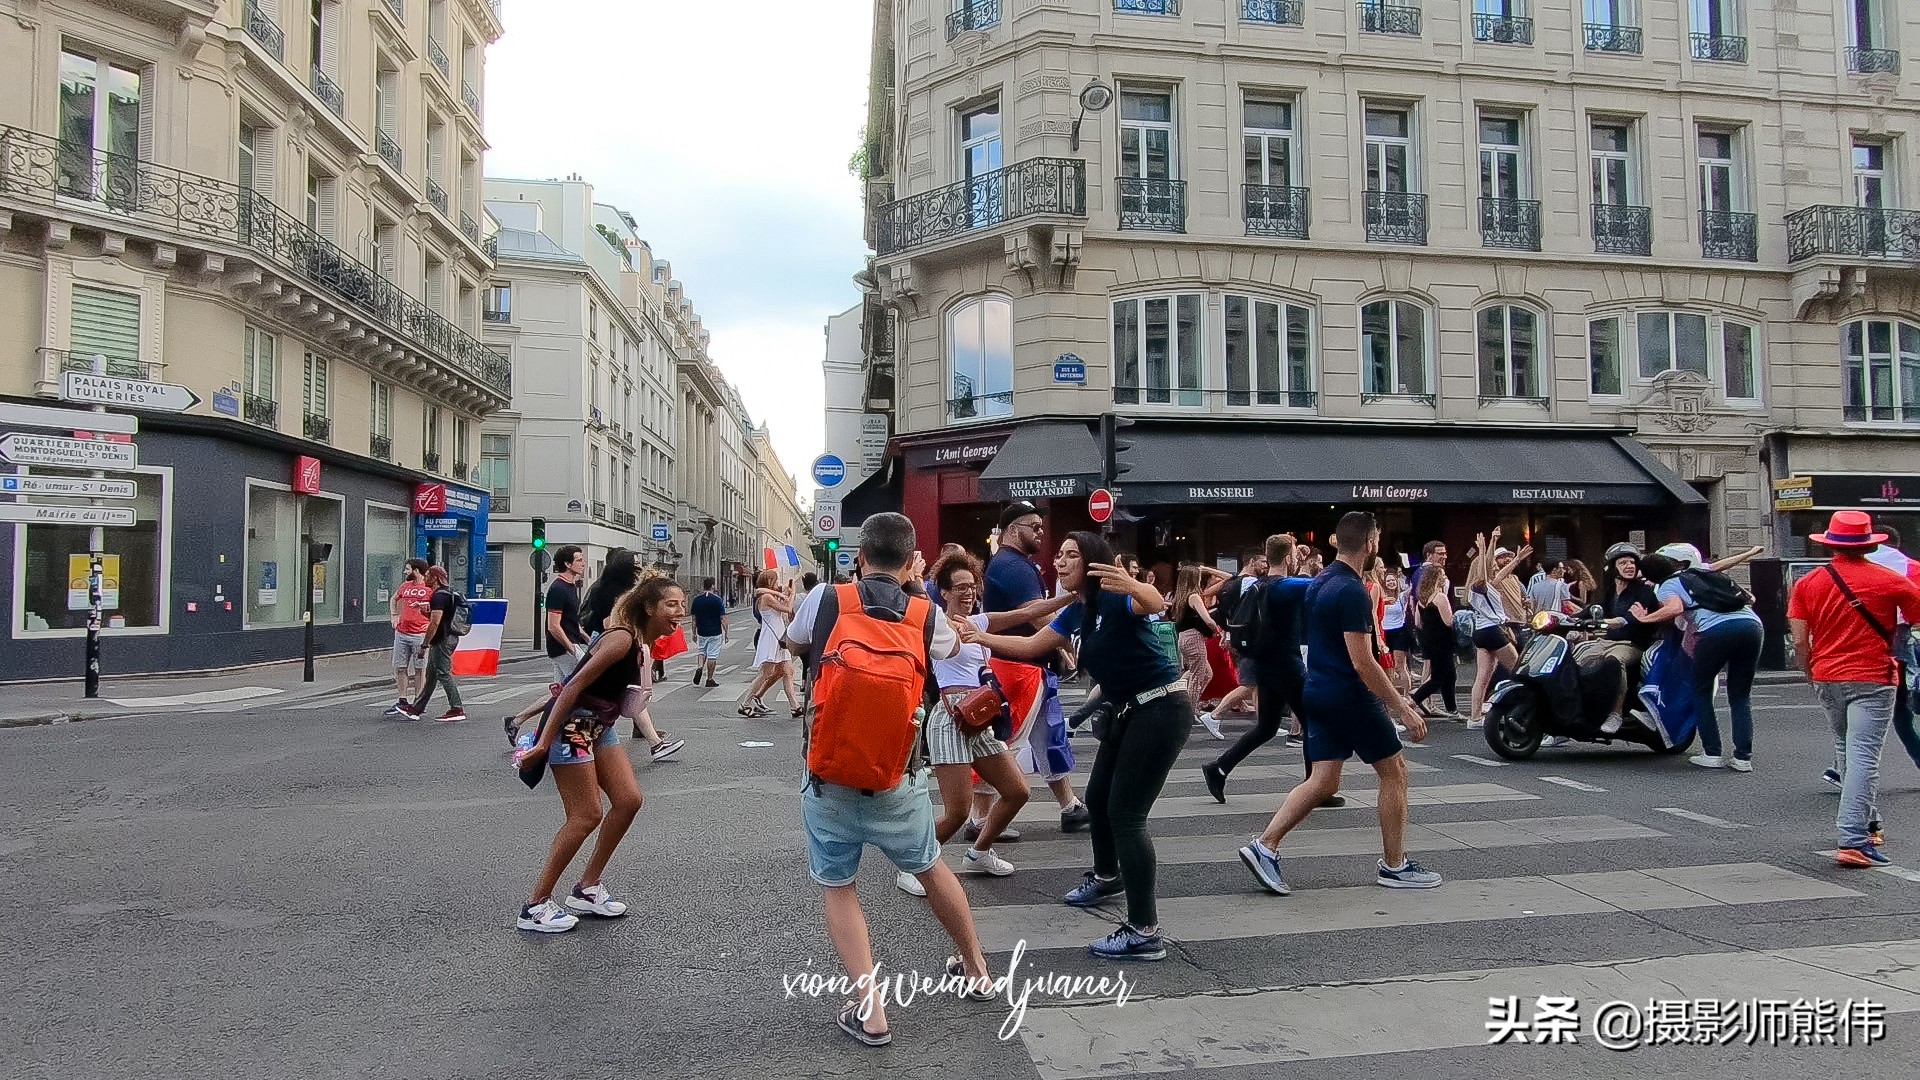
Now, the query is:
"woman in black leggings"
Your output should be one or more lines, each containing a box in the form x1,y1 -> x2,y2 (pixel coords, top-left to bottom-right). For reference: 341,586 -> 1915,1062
964,530 -> 1189,962
1410,558 -> 1460,717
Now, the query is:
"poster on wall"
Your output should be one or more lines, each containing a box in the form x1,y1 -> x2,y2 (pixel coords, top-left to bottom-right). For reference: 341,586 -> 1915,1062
258,561 -> 278,607
66,554 -> 121,611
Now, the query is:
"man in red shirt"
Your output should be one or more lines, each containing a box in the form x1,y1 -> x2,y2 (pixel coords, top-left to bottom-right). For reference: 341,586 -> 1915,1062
1789,511 -> 1920,868
388,558 -> 434,714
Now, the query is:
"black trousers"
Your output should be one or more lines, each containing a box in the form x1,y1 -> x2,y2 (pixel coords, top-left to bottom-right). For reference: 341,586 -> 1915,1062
1086,692 -> 1191,929
1214,659 -> 1306,778
1411,626 -> 1457,713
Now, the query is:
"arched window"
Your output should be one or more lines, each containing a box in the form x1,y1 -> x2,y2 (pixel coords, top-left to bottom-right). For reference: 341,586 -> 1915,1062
1843,318 -> 1920,423
1476,304 -> 1542,402
948,296 -> 1012,421
1360,298 -> 1430,398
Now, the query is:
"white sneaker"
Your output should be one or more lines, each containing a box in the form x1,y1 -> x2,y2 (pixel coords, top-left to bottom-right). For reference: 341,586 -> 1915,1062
565,882 -> 629,917
1541,736 -> 1570,748
1727,757 -> 1753,773
963,848 -> 1016,876
516,900 -> 579,933
1199,712 -> 1223,740
1465,719 -> 1485,730
895,870 -> 927,897
1690,754 -> 1725,770
1599,714 -> 1624,735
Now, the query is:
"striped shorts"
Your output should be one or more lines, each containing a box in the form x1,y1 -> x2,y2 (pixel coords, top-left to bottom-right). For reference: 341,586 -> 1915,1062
925,698 -> 1009,766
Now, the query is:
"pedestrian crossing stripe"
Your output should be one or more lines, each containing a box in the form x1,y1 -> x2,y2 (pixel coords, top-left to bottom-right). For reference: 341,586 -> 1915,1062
1002,782 -> 1539,824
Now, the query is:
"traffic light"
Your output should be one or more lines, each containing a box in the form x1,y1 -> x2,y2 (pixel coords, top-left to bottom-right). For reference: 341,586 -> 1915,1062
1099,413 -> 1136,487
531,517 -> 547,550
824,537 -> 839,557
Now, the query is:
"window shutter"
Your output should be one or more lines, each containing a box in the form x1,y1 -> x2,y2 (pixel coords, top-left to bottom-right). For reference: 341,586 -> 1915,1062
320,5 -> 341,76
379,74 -> 397,136
377,228 -> 398,279
138,65 -> 156,162
425,267 -> 443,312
252,128 -> 278,203
427,128 -> 443,184
71,285 -> 142,365
316,179 -> 337,240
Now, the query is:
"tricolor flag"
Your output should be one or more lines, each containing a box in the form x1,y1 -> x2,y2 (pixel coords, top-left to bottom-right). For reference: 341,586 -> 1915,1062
783,545 -> 800,567
452,598 -> 509,676
763,547 -> 778,570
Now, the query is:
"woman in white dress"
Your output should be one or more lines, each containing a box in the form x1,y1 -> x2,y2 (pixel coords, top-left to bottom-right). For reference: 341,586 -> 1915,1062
739,570 -> 801,718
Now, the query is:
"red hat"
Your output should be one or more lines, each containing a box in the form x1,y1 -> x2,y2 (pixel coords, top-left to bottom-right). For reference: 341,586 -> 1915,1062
1810,510 -> 1889,549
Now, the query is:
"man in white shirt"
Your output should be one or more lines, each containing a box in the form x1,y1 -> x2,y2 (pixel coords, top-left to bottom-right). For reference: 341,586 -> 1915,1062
1526,559 -> 1571,617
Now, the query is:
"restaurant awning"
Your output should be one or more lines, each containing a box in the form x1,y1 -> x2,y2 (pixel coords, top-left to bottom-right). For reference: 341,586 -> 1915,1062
976,420 -> 1105,501
839,459 -> 903,527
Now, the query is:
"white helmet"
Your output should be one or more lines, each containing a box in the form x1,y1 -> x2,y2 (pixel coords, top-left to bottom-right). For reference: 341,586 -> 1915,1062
1655,542 -> 1704,567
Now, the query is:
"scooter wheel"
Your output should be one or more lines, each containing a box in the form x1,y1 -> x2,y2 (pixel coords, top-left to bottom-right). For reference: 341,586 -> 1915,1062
1484,696 -> 1543,761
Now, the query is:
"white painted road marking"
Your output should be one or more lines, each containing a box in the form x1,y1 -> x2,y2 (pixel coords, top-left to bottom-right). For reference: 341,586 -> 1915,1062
1538,775 -> 1607,792
105,687 -> 283,708
1451,753 -> 1508,767
1654,806 -> 1749,829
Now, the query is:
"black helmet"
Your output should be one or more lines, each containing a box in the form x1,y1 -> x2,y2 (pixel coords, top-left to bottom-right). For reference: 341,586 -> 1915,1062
1603,542 -> 1641,565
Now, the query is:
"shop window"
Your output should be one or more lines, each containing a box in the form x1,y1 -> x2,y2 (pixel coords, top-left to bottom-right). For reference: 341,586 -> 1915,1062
245,483 -> 342,628
948,295 -> 1013,421
1113,293 -> 1204,406
1360,298 -> 1430,398
1476,304 -> 1543,401
364,502 -> 411,616
1223,294 -> 1314,407
16,469 -> 167,633
1843,318 -> 1920,424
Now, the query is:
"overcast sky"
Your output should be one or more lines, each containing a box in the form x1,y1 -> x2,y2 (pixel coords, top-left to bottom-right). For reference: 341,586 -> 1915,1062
484,1 -> 870,486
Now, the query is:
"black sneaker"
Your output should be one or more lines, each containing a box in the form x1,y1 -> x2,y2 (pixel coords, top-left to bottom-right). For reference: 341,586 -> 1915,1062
1201,762 -> 1227,804
1320,793 -> 1347,809
1061,802 -> 1091,832
1064,871 -> 1125,907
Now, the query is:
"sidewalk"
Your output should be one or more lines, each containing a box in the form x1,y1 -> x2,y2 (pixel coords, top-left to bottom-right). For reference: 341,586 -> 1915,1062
0,647 -> 549,728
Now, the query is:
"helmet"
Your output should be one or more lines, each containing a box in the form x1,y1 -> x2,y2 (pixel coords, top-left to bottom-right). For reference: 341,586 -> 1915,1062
1655,542 -> 1704,567
1603,542 -> 1641,565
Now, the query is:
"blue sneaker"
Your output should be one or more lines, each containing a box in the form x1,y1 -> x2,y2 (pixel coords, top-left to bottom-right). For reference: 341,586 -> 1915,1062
1837,844 -> 1891,868
1237,842 -> 1291,896
1064,871 -> 1125,907
1378,858 -> 1444,889
1089,923 -> 1165,961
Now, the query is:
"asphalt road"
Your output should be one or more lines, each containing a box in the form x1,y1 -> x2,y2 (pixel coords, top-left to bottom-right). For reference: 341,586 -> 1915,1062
4,641 -> 1917,1080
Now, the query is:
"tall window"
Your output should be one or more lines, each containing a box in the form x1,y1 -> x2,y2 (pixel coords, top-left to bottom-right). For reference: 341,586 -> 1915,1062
243,325 -> 277,403
1690,0 -> 1735,36
1590,122 -> 1632,207
1697,129 -> 1739,214
960,103 -> 1002,181
453,416 -> 470,469
1589,316 -> 1623,396
1479,115 -> 1524,203
1360,299 -> 1429,397
423,403 -> 442,463
373,220 -> 398,278
1476,306 -> 1541,400
948,296 -> 1013,420
1243,98 -> 1295,187
1113,295 -> 1203,406
58,49 -> 143,202
1850,0 -> 1887,49
370,381 -> 392,438
1223,295 -> 1313,406
1636,312 -> 1709,379
479,433 -> 513,508
376,63 -> 400,143
1843,319 -> 1920,423
305,170 -> 337,239
303,352 -> 329,421
1853,141 -> 1889,208
1119,90 -> 1175,182
1364,106 -> 1413,194
69,284 -> 141,371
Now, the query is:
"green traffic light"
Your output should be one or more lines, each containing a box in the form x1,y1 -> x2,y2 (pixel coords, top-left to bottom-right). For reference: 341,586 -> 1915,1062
532,538 -> 545,549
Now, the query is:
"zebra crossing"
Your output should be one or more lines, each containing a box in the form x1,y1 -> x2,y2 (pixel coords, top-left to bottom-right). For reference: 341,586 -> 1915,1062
908,707 -> 1920,1077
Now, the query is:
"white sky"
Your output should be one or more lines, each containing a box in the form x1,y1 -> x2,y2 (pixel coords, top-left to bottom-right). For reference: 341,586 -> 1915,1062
484,0 -> 871,482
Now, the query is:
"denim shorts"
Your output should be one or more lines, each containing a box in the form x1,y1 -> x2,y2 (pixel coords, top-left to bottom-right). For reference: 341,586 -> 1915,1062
547,716 -> 621,766
801,769 -> 941,887
697,634 -> 724,661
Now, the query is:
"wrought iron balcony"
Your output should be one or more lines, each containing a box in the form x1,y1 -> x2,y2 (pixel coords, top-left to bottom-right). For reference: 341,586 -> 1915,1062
0,126 -> 508,400
1117,177 -> 1187,232
1115,0 -> 1177,14
1364,190 -> 1428,245
1700,210 -> 1757,262
1479,197 -> 1541,251
244,394 -> 278,427
370,433 -> 392,461
427,178 -> 448,216
482,234 -> 497,260
1358,2 -> 1420,36
452,461 -> 470,481
460,212 -> 479,244
1583,23 -> 1642,54
1242,0 -> 1303,25
1593,204 -> 1652,255
376,130 -> 403,171
243,0 -> 285,60
423,450 -> 441,473
948,390 -> 1013,421
1786,205 -> 1920,262
1244,184 -> 1310,239
482,307 -> 511,323
310,69 -> 345,118
1472,13 -> 1532,45
1691,33 -> 1748,63
1478,394 -> 1550,409
379,0 -> 404,22
461,82 -> 480,116
1848,47 -> 1900,74
1359,392 -> 1437,407
54,349 -> 153,380
428,37 -> 451,78
946,0 -> 999,39
874,158 -> 1086,255
304,412 -> 332,443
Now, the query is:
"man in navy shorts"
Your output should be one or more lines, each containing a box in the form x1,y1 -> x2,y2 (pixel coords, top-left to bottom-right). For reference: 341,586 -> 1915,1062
1237,511 -> 1441,895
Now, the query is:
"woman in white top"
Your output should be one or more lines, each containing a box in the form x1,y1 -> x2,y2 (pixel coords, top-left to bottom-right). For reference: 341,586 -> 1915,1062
739,570 -> 800,719
1466,528 -> 1533,727
1380,565 -> 1415,699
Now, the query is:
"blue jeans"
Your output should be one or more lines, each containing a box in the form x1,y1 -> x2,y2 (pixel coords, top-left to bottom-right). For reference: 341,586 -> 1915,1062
1689,620 -> 1762,760
1817,682 -> 1895,849
1893,633 -> 1920,770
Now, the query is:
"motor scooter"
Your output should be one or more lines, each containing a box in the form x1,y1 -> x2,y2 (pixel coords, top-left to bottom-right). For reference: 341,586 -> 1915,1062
1482,608 -> 1697,761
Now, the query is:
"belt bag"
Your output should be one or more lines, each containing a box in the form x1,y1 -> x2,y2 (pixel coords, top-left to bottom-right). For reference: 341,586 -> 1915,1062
943,683 -> 1006,737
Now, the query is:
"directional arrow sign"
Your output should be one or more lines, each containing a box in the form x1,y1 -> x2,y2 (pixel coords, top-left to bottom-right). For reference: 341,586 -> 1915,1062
0,432 -> 137,470
0,504 -> 136,527
0,475 -> 138,498
0,401 -> 138,435
62,371 -> 201,412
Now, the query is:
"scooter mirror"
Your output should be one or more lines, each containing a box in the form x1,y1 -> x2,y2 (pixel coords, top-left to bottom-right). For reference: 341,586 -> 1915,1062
1588,604 -> 1606,620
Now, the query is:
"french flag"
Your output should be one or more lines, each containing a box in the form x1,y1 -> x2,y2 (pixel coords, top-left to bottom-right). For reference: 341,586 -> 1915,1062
783,545 -> 800,567
453,597 -> 509,676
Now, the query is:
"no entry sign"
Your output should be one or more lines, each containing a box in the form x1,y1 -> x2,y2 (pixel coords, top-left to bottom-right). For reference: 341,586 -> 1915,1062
1088,487 -> 1115,524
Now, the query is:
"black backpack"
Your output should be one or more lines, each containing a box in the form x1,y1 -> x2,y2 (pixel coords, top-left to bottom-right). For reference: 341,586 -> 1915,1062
1227,579 -> 1272,657
1676,568 -> 1752,614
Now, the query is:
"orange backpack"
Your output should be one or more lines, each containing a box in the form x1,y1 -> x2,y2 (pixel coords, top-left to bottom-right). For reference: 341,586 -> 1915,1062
807,583 -> 934,792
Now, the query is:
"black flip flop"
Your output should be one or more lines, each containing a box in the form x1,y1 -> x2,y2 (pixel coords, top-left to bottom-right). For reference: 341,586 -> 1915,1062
945,957 -> 997,1001
836,1001 -> 891,1046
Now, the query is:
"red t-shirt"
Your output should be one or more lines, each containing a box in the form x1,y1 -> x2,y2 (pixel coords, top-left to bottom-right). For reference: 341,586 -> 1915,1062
1788,559 -> 1920,685
394,581 -> 434,636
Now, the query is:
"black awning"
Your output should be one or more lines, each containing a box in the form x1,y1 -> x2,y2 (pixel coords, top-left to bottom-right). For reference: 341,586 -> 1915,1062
976,420 -> 1104,500
840,460 -> 902,527
1117,428 -> 1705,507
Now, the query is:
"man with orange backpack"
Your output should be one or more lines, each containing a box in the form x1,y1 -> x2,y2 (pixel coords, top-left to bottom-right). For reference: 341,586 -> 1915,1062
782,512 -> 995,1047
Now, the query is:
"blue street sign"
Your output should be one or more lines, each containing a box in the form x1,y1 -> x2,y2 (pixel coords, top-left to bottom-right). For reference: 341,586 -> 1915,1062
835,550 -> 855,570
812,454 -> 847,488
651,522 -> 671,543
212,388 -> 241,417
1053,354 -> 1086,384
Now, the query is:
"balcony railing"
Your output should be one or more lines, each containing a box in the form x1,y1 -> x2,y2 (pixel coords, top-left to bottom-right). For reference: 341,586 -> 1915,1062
304,412 -> 332,443
1117,177 -> 1187,232
1478,394 -> 1550,409
874,158 -> 1086,255
460,212 -> 479,244
1593,204 -> 1652,255
0,126 -> 509,399
370,433 -> 392,461
461,82 -> 481,116
1848,47 -> 1900,74
1115,0 -> 1178,13
427,178 -> 448,216
1472,13 -> 1532,45
1583,23 -> 1642,54
428,37 -> 451,78
948,390 -> 1014,422
482,234 -> 497,260
54,350 -> 153,380
310,69 -> 345,118
1242,0 -> 1303,25
1244,184 -> 1310,239
243,0 -> 285,60
451,461 -> 470,481
1700,210 -> 1757,262
1479,197 -> 1542,251
1358,2 -> 1420,36
946,0 -> 999,39
376,130 -> 402,172
1364,190 -> 1428,245
1691,33 -> 1748,63
482,307 -> 511,323
244,394 -> 278,427
379,0 -> 404,22
1786,205 -> 1920,262
424,450 -> 442,473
